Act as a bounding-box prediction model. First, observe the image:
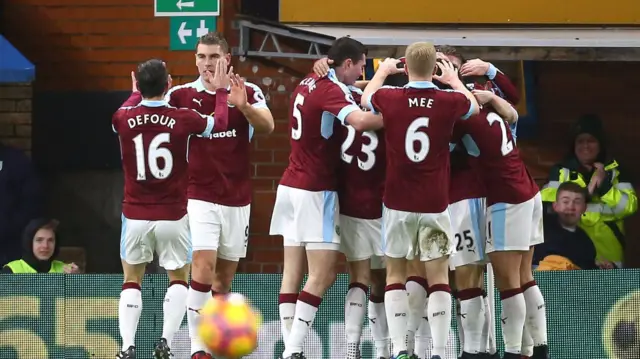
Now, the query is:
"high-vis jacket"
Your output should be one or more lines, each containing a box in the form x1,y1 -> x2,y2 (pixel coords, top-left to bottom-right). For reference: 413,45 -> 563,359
4,259 -> 65,273
541,158 -> 637,265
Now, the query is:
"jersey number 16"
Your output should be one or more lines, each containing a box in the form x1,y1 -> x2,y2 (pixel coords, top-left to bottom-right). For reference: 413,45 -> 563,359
132,133 -> 174,181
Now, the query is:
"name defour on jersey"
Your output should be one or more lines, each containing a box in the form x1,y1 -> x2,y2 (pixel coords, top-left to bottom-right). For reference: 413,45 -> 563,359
127,114 -> 176,129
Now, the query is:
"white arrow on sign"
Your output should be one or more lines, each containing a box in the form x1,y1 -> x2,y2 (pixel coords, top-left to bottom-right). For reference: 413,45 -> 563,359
196,20 -> 210,37
177,22 -> 193,44
176,0 -> 194,10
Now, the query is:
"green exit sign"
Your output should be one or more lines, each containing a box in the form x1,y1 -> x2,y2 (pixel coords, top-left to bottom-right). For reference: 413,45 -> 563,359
169,17 -> 217,51
155,0 -> 219,17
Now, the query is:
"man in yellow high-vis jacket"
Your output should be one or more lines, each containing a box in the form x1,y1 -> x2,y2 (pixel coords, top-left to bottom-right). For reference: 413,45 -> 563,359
541,115 -> 637,267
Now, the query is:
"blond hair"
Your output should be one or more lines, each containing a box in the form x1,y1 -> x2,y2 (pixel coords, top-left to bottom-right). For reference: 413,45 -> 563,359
405,42 -> 436,77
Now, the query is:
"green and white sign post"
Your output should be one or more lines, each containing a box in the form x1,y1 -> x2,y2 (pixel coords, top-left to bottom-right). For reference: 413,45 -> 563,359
169,17 -> 217,50
154,0 -> 219,17
154,0 -> 220,51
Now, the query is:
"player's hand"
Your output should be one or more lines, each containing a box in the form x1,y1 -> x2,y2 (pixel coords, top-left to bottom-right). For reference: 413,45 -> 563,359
208,58 -> 231,90
433,59 -> 461,86
63,262 -> 80,274
313,58 -> 333,77
377,58 -> 404,76
229,73 -> 248,109
131,71 -> 138,93
460,59 -> 490,77
471,90 -> 495,105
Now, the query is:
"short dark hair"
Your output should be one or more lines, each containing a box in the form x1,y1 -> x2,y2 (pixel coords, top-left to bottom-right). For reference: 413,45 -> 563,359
557,182 -> 588,201
327,37 -> 367,67
196,32 -> 229,53
435,45 -> 466,64
136,59 -> 168,98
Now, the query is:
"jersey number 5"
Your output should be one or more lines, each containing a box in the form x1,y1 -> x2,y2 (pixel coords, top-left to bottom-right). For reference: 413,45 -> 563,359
405,117 -> 430,162
291,94 -> 304,140
486,112 -> 514,156
341,126 -> 378,171
132,133 -> 173,181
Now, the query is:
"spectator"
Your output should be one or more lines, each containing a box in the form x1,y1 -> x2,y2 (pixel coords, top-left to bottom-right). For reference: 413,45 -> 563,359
0,141 -> 43,266
541,115 -> 637,267
1,218 -> 79,273
535,182 -> 598,270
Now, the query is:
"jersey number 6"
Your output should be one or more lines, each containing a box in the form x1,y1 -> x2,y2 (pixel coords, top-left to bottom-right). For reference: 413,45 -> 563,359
405,117 -> 430,162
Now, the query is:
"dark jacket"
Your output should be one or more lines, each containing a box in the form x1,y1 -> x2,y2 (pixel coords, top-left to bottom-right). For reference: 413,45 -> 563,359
1,218 -> 61,273
0,143 -> 43,264
534,214 -> 597,270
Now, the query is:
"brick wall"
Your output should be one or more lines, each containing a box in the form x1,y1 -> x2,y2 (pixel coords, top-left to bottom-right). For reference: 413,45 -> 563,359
2,0 -> 205,91
0,84 -> 33,153
3,0 -> 640,270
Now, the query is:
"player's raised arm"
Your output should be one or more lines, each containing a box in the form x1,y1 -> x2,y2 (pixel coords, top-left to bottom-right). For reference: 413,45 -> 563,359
361,58 -> 403,110
472,89 -> 519,124
120,71 -> 143,108
460,58 -> 520,105
205,58 -> 231,132
434,59 -> 479,119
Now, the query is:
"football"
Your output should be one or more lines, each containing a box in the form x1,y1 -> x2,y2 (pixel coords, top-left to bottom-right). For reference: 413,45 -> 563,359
603,290 -> 640,359
198,293 -> 262,358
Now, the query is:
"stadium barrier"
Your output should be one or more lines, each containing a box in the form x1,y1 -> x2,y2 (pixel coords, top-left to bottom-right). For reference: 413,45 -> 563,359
1,271 -> 639,359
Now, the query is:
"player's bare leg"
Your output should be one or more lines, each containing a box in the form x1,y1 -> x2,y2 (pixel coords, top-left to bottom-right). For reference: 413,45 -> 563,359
346,259 -> 371,359
454,264 -> 486,358
370,266 -> 390,359
520,247 -> 549,359
280,245 -> 306,344
212,258 -> 238,294
283,248 -> 338,358
154,264 -> 190,359
188,250 -> 218,358
487,251 -> 526,358
117,261 -> 146,359
406,258 -> 428,358
384,256 -> 409,358
423,256 -> 453,359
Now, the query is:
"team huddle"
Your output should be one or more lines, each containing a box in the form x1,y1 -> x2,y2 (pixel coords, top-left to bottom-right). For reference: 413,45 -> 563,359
111,31 -> 548,359
270,38 -> 548,359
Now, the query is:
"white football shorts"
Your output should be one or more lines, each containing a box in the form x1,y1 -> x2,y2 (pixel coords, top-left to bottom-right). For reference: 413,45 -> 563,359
449,197 -> 487,269
485,192 -> 544,253
120,214 -> 191,270
339,215 -> 385,268
382,206 -> 453,261
187,199 -> 250,261
270,185 -> 340,251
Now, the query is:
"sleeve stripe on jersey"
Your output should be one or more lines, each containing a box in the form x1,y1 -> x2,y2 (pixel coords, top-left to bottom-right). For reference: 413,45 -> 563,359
364,86 -> 398,114
363,92 -> 377,114
337,104 -> 361,124
112,124 -> 117,134
461,102 -> 477,120
201,115 -> 215,137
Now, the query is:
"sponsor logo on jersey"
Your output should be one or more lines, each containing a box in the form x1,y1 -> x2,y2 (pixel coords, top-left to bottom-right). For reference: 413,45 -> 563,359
200,129 -> 238,139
